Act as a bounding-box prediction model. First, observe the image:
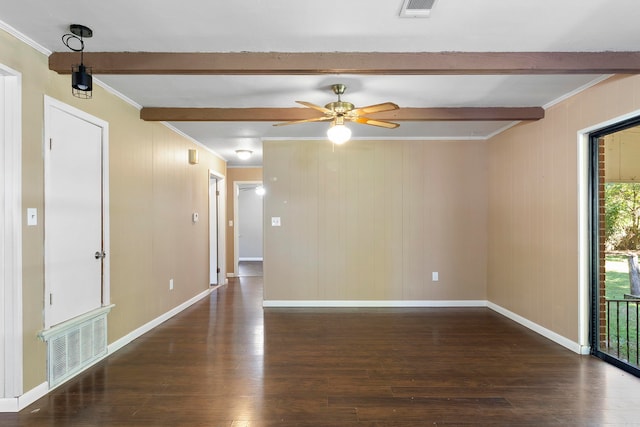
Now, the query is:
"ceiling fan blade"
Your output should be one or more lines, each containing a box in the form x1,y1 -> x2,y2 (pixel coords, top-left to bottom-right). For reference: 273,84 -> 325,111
350,117 -> 400,129
351,102 -> 399,115
273,116 -> 333,127
296,101 -> 333,114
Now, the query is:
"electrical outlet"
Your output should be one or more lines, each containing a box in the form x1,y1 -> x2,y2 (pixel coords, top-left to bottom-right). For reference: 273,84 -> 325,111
169,278 -> 174,290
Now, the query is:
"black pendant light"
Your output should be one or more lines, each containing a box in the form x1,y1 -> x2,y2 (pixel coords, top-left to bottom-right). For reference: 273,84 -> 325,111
62,24 -> 93,99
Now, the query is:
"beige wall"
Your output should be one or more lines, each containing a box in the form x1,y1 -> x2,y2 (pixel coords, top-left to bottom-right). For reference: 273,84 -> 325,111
0,29 -> 226,392
225,167 -> 263,274
263,139 -> 488,301
487,75 -> 640,342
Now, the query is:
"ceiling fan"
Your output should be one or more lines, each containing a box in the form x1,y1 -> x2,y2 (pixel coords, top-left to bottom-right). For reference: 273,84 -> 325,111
274,84 -> 400,144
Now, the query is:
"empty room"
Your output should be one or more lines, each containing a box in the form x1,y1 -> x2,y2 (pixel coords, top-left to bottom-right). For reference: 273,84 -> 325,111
2,1 -> 640,425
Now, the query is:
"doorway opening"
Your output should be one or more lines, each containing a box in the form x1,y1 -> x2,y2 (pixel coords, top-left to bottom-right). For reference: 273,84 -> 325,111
0,64 -> 22,400
209,171 -> 225,286
590,116 -> 640,376
234,181 -> 264,277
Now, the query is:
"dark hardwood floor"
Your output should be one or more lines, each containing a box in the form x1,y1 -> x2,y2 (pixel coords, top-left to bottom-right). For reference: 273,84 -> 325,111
3,277 -> 640,426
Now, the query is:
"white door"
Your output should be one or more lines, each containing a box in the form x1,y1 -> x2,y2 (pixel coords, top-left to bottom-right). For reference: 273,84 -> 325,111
45,104 -> 104,328
209,175 -> 218,285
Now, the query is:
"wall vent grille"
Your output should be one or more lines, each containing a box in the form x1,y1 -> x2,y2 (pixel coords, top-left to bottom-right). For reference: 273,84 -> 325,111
399,0 -> 438,18
43,311 -> 108,388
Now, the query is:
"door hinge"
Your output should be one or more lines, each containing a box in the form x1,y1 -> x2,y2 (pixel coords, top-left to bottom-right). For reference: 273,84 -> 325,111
216,190 -> 220,196
217,267 -> 221,273
49,293 -> 53,305
49,138 -> 53,150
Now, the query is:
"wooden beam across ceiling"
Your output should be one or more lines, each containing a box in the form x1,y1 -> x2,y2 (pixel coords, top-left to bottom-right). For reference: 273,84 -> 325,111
49,51 -> 640,75
140,107 -> 545,122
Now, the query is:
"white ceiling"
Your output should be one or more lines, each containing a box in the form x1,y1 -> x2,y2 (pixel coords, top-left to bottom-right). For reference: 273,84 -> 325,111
1,0 -> 639,166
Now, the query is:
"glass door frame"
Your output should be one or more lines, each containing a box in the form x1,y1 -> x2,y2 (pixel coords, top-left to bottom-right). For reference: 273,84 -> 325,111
589,116 -> 640,377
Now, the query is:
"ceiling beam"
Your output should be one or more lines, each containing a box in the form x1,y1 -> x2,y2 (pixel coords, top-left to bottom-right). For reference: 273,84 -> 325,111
140,107 -> 545,122
49,51 -> 640,75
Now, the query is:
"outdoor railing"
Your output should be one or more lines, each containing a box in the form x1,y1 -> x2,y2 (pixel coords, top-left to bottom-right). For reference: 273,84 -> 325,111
606,299 -> 640,367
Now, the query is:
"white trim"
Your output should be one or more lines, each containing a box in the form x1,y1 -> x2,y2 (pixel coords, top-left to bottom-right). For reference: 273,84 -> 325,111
227,272 -> 237,278
543,75 -> 613,110
43,96 -> 111,328
108,288 -> 212,354
0,64 -> 22,399
262,299 -> 590,355
263,300 -> 487,308
0,381 -> 48,413
578,107 -> 640,136
209,169 -> 227,286
38,305 -> 114,342
577,131 -> 591,350
93,77 -> 143,110
487,302 -> 590,355
161,122 -> 227,161
227,165 -> 264,169
574,107 -> 640,355
484,121 -> 521,139
0,20 -> 51,56
239,257 -> 263,261
234,180 -> 263,276
262,135 -> 488,142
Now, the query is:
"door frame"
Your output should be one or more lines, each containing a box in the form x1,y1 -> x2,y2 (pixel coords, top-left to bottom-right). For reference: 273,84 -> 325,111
233,180 -> 263,276
582,110 -> 640,376
578,108 -> 640,371
43,96 -> 110,329
0,64 -> 22,399
209,170 -> 225,286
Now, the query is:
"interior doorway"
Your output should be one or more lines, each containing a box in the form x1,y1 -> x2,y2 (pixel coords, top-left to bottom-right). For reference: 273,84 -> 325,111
234,181 -> 264,277
0,64 -> 22,400
590,116 -> 640,377
209,171 -> 223,286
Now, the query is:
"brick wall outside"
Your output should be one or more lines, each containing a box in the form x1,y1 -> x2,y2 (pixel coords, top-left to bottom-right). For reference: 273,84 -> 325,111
598,138 -> 607,349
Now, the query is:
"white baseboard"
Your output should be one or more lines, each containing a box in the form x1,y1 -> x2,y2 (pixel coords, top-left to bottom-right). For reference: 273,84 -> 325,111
108,288 -> 212,354
263,299 -> 589,356
0,381 -> 48,413
239,257 -> 263,261
487,302 -> 589,354
263,300 -> 487,308
226,272 -> 236,278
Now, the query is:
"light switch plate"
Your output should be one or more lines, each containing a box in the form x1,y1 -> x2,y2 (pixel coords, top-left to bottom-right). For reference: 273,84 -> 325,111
432,272 -> 439,281
27,208 -> 37,226
271,217 -> 281,226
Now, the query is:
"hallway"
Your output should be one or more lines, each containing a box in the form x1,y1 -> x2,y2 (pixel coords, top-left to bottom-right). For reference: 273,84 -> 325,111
3,277 -> 640,425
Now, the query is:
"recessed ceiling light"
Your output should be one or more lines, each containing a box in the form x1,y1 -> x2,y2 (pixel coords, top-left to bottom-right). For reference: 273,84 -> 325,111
236,150 -> 252,160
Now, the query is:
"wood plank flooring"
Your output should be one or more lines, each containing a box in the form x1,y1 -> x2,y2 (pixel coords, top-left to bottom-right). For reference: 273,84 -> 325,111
3,277 -> 640,426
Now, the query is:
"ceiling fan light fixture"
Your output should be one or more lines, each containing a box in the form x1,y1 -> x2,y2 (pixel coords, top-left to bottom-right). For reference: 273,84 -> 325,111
236,149 -> 253,160
327,121 -> 351,145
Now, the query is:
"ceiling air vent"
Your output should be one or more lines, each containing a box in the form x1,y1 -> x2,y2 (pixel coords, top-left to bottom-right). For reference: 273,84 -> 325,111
399,0 -> 438,18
